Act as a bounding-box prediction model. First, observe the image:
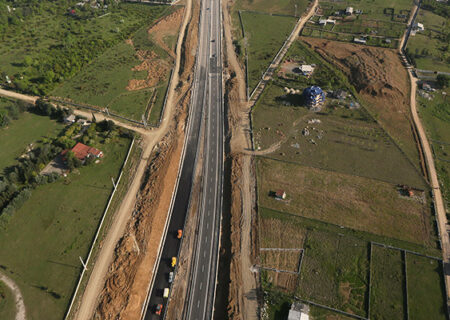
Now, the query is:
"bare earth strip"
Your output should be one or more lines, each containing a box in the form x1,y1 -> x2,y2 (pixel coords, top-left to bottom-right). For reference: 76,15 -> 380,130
0,272 -> 26,320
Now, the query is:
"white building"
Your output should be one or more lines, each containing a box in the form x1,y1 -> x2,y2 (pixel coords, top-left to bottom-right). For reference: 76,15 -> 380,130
288,303 -> 310,320
319,19 -> 336,25
346,7 -> 354,15
414,22 -> 425,31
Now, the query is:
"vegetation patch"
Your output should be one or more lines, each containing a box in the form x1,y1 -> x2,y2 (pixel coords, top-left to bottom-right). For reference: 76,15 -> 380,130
370,245 -> 406,320
240,11 -> 297,91
407,254 -> 447,320
0,98 -> 63,172
0,280 -> 15,320
297,230 -> 368,316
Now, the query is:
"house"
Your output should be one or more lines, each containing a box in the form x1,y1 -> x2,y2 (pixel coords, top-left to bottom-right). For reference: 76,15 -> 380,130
300,64 -> 314,76
288,303 -> 310,320
76,118 -> 90,126
62,142 -> 103,162
345,7 -> 354,15
353,37 -> 367,44
355,9 -> 363,14
414,22 -> 424,31
64,114 -> 76,124
274,190 -> 286,200
319,19 -> 336,25
384,38 -> 392,44
333,89 -> 348,100
303,86 -> 325,109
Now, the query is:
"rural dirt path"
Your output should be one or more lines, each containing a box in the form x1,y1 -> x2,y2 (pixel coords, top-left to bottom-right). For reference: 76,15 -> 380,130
0,272 -> 26,320
0,87 -> 38,104
408,72 -> 450,301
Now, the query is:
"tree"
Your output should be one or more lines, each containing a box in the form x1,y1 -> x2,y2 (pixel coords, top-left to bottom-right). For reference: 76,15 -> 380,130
436,74 -> 450,88
66,151 -> 82,170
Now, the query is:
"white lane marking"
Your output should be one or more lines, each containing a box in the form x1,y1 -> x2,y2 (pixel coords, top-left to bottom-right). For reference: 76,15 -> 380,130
200,282 -> 203,290
202,265 -> 205,272
204,250 -> 206,258
207,222 -> 209,229
197,300 -> 200,308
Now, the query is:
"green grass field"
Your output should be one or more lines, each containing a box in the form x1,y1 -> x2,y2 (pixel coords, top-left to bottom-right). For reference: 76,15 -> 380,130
406,9 -> 449,72
417,89 -> 450,210
0,280 -> 16,320
234,0 -> 310,15
257,158 -> 435,247
0,136 -> 131,320
370,246 -> 406,320
0,2 -> 169,95
407,254 -> 447,320
240,11 -> 297,91
0,99 -> 64,173
297,230 -> 368,316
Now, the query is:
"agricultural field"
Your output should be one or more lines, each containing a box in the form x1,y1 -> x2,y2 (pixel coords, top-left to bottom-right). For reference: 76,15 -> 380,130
370,246 -> 406,320
297,231 -> 369,316
416,87 -> 450,210
233,0 -> 310,16
239,11 -> 297,91
0,280 -> 15,320
406,2 -> 449,72
407,254 -> 447,320
52,7 -> 183,124
302,0 -> 414,48
0,135 -> 131,320
0,1 -> 170,95
0,98 -> 64,172
257,158 -> 434,246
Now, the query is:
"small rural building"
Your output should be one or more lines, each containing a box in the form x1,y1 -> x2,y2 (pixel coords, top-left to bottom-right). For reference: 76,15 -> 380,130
288,303 -> 310,320
384,38 -> 392,44
319,19 -> 336,25
353,37 -> 367,44
414,22 -> 424,31
64,114 -> 76,124
274,190 -> 286,200
333,89 -> 348,100
300,64 -> 314,76
303,86 -> 325,108
77,118 -> 90,126
62,142 -> 103,162
346,7 -> 354,15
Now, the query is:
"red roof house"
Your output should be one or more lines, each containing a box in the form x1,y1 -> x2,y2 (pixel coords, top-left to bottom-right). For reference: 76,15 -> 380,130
62,142 -> 103,162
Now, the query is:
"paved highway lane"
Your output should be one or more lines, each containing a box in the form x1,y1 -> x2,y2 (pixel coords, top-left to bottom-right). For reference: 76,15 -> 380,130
185,0 -> 223,317
142,0 -> 223,316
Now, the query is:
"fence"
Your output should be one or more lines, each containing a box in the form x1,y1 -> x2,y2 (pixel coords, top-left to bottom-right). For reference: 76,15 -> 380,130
64,138 -> 135,320
403,250 -> 410,320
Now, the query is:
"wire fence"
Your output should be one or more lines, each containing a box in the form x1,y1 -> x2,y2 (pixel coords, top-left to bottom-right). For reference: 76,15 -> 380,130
403,250 -> 410,320
64,138 -> 135,320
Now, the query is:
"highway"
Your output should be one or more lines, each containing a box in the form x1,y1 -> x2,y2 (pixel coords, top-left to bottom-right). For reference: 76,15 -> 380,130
142,0 -> 223,316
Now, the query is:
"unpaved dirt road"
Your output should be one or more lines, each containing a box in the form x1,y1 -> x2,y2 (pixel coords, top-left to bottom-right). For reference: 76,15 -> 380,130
408,73 -> 450,300
0,87 -> 38,104
0,271 -> 26,320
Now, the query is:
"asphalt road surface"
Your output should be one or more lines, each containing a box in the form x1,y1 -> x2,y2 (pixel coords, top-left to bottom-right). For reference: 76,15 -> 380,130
142,0 -> 223,316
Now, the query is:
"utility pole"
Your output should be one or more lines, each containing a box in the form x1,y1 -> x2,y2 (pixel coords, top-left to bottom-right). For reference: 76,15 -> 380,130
111,177 -> 117,190
79,256 -> 88,271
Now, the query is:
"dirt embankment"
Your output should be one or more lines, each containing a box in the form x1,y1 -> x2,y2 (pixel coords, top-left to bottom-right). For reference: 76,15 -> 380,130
148,8 -> 185,58
126,8 -> 185,92
94,93 -> 189,320
301,37 -> 423,170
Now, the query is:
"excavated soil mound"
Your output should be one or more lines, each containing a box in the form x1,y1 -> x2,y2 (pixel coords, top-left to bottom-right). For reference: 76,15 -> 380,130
302,37 -> 409,111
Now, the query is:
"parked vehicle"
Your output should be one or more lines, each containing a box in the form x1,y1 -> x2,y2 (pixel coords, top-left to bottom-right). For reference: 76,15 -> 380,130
171,257 -> 177,268
155,304 -> 163,315
163,288 -> 170,299
168,271 -> 174,283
